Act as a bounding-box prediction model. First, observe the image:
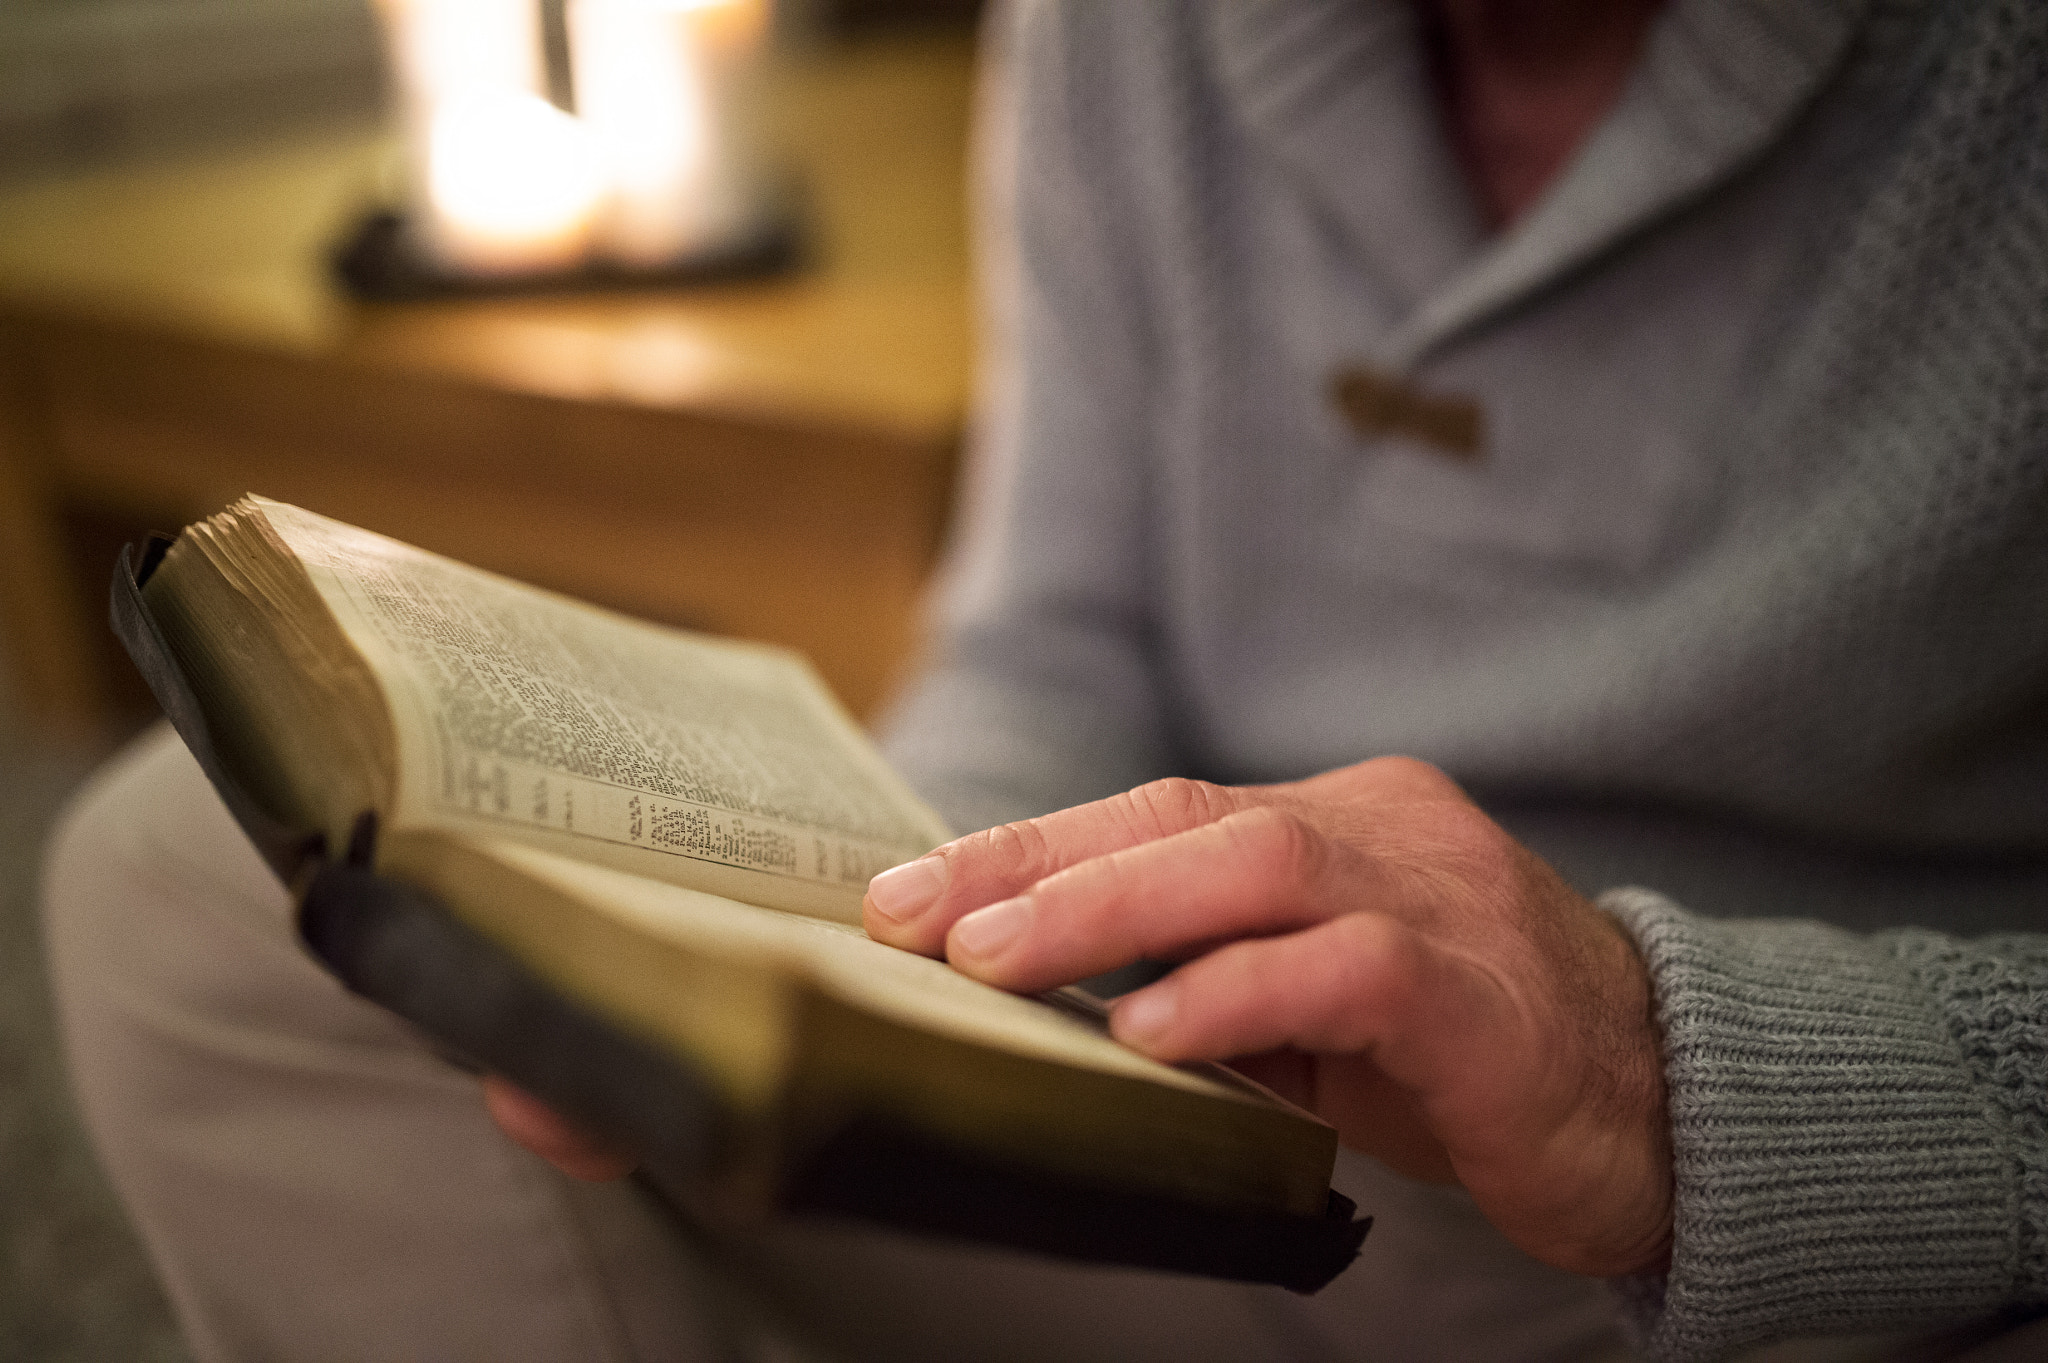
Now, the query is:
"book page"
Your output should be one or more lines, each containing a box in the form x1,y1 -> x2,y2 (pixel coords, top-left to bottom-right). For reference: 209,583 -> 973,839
255,499 -> 949,921
386,830 -> 1337,1218
465,838 -> 1248,1102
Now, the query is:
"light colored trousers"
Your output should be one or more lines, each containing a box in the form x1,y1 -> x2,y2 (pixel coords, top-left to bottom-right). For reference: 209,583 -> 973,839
39,726 -> 2045,1363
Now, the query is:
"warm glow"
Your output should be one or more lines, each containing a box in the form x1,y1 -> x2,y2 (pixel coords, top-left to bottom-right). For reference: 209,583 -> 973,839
577,1 -> 716,199
379,0 -> 544,107
572,0 -> 768,266
658,0 -> 772,55
373,0 -> 769,276
426,93 -> 605,273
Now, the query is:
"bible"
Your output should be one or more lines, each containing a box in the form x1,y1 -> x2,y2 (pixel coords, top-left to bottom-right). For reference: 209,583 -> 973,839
111,496 -> 1368,1291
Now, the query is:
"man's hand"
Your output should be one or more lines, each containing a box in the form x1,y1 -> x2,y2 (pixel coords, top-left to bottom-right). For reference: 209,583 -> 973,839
861,757 -> 1674,1278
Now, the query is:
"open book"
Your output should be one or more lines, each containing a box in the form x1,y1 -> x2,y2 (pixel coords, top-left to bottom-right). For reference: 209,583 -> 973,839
112,496 -> 1368,1290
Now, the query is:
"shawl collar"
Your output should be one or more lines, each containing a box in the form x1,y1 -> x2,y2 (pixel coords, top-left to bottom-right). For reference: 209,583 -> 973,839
1207,0 -> 1872,366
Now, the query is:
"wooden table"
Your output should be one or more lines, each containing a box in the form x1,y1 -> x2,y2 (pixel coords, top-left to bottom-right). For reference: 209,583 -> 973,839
0,32 -> 975,733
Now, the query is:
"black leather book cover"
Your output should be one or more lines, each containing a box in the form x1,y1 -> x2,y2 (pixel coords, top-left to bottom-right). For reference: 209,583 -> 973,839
111,539 -> 1369,1292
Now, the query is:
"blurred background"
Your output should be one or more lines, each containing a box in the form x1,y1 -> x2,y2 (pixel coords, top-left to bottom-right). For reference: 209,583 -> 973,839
0,0 -> 979,1354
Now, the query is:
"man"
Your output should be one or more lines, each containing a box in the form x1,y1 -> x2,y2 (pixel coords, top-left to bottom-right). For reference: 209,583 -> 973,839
44,1 -> 2048,1359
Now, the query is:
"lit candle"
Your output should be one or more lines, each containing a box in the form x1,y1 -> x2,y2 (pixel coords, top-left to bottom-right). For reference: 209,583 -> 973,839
375,0 -> 605,275
425,91 -> 606,274
570,0 -> 771,268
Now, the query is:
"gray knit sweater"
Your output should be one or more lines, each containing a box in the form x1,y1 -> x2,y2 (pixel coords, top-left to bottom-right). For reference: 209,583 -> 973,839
880,0 -> 2048,1358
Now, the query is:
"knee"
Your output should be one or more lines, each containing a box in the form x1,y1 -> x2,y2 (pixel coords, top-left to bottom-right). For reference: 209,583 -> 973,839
39,725 -> 347,1133
42,724 -> 286,1029
42,726 -> 447,1175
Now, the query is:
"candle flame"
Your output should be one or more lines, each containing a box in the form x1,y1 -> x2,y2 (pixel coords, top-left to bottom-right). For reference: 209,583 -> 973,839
426,91 -> 605,272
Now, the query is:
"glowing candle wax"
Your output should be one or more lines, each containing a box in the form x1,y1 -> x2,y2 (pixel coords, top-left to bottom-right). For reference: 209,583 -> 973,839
570,0 -> 770,268
426,91 -> 605,274
376,0 -> 605,275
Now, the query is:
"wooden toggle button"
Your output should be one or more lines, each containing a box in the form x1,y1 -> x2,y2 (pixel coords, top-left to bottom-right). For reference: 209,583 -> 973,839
1330,365 -> 1484,460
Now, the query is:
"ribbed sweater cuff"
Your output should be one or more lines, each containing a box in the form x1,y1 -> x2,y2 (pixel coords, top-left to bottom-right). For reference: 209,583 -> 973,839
1601,889 -> 2018,1362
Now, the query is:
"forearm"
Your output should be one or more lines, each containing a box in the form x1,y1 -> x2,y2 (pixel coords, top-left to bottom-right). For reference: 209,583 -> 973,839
1606,891 -> 2048,1360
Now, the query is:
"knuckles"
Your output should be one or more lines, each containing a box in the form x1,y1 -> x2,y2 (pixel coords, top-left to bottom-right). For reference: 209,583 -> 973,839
1343,754 -> 1467,802
940,777 -> 1236,910
1120,776 -> 1239,837
1215,805 -> 1329,894
947,817 -> 1060,899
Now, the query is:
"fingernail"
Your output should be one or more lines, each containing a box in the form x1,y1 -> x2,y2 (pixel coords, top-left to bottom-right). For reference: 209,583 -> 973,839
950,896 -> 1030,961
867,856 -> 948,923
1112,985 -> 1178,1049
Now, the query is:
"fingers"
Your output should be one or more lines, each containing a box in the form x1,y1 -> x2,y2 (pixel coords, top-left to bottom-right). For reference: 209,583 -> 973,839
481,1078 -> 637,1182
1107,913 -> 1513,1093
941,805 -> 1383,991
864,777 -> 1253,954
865,759 -> 1474,958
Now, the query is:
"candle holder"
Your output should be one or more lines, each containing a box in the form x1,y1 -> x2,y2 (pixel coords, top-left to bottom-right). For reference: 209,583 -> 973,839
338,0 -> 797,299
331,194 -> 800,300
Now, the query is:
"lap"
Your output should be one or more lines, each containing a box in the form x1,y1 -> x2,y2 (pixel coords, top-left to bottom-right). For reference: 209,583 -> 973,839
31,724 -> 1642,1362
43,725 -> 723,1362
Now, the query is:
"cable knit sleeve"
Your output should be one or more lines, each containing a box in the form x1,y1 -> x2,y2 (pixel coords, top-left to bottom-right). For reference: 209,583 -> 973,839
1603,890 -> 2048,1361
